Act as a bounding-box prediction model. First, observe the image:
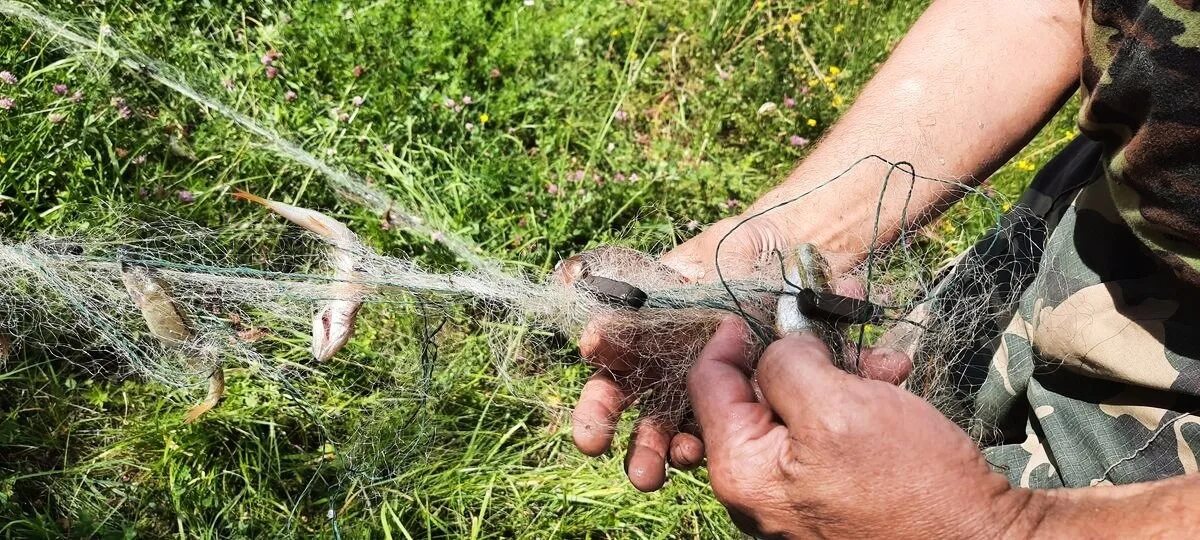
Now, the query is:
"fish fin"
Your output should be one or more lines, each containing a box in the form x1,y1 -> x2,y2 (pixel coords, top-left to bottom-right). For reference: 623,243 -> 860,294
232,189 -> 270,207
182,368 -> 226,424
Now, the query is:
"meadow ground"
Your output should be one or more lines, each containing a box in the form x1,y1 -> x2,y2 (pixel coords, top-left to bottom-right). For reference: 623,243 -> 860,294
1,0 -> 1078,537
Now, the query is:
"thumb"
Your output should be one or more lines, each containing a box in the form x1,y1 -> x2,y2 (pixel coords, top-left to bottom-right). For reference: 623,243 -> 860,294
754,333 -> 848,427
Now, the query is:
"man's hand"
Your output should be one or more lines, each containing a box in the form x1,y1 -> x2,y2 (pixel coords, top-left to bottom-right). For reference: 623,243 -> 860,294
689,318 -> 1041,538
570,216 -> 802,492
568,0 -> 1082,493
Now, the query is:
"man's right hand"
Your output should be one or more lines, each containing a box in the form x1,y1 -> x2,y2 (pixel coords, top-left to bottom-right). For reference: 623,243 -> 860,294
567,0 -> 1083,493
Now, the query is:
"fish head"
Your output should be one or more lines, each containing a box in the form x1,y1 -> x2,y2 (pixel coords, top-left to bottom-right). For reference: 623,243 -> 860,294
311,300 -> 361,361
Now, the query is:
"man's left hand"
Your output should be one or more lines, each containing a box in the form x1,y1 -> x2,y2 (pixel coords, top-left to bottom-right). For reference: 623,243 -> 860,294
688,318 -> 1045,538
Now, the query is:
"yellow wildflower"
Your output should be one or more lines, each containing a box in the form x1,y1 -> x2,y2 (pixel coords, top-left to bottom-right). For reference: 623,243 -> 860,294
1016,159 -> 1036,171
806,118 -> 818,127
807,77 -> 819,87
610,29 -> 621,38
0,154 -> 6,164
788,13 -> 802,24
1002,201 -> 1013,212
479,113 -> 490,124
832,94 -> 845,107
834,24 -> 845,34
828,66 -> 842,76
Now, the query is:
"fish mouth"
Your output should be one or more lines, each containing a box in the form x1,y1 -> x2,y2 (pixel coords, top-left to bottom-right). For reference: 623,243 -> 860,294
311,306 -> 358,361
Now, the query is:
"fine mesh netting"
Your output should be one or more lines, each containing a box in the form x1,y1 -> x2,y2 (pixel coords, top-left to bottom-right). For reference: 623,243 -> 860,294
0,0 -> 1061,478
7,0 -> 1194,528
0,156 -> 1031,440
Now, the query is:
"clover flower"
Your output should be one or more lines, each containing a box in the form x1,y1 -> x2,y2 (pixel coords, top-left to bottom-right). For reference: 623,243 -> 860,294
285,90 -> 298,102
0,97 -> 13,110
53,84 -> 69,96
352,95 -> 365,107
789,135 -> 810,147
0,71 -> 17,85
261,50 -> 282,66
177,190 -> 196,204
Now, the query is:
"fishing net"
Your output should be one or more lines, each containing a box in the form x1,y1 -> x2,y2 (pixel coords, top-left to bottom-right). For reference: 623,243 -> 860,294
6,0 -> 1168,534
0,0 -> 1041,473
0,156 -> 1029,442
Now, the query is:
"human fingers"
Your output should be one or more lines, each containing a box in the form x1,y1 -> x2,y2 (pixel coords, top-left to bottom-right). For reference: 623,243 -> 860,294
857,347 -> 913,385
669,423 -> 704,469
754,333 -> 848,428
578,317 -> 638,372
688,318 -> 775,454
624,415 -> 674,492
572,371 -> 634,456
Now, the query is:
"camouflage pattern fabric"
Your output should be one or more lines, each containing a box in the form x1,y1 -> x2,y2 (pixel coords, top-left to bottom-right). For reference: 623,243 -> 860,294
973,0 -> 1200,487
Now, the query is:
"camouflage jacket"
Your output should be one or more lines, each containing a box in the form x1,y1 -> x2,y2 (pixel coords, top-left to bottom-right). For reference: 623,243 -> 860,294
977,0 -> 1200,487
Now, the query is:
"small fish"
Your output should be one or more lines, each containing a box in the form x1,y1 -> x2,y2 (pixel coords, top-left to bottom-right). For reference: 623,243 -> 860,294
234,190 -> 366,361
776,243 -> 831,335
120,263 -> 192,346
121,263 -> 225,421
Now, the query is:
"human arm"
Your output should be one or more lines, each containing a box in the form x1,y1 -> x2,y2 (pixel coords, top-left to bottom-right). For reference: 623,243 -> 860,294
572,0 -> 1085,492
689,318 -> 1200,538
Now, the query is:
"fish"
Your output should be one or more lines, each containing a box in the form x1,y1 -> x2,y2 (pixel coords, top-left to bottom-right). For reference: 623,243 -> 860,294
233,190 -> 366,361
120,263 -> 225,422
121,263 -> 192,345
776,243 -> 832,336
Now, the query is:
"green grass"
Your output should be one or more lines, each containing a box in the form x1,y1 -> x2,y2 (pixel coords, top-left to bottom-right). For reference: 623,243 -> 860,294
0,0 -> 1078,537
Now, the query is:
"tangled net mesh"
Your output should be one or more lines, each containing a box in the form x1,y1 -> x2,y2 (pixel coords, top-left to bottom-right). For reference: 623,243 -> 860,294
2,0 -> 1145,524
0,158 -> 1036,447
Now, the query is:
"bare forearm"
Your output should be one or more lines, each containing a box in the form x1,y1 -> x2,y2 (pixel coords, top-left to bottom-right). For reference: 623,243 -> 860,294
748,0 -> 1082,270
1019,474 -> 1200,537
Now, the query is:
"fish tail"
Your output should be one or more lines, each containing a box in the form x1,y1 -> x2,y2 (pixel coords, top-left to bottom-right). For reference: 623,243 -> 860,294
183,368 -> 226,424
232,189 -> 271,208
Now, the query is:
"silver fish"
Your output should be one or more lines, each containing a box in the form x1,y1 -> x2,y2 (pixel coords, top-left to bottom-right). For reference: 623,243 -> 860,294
234,191 -> 366,361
